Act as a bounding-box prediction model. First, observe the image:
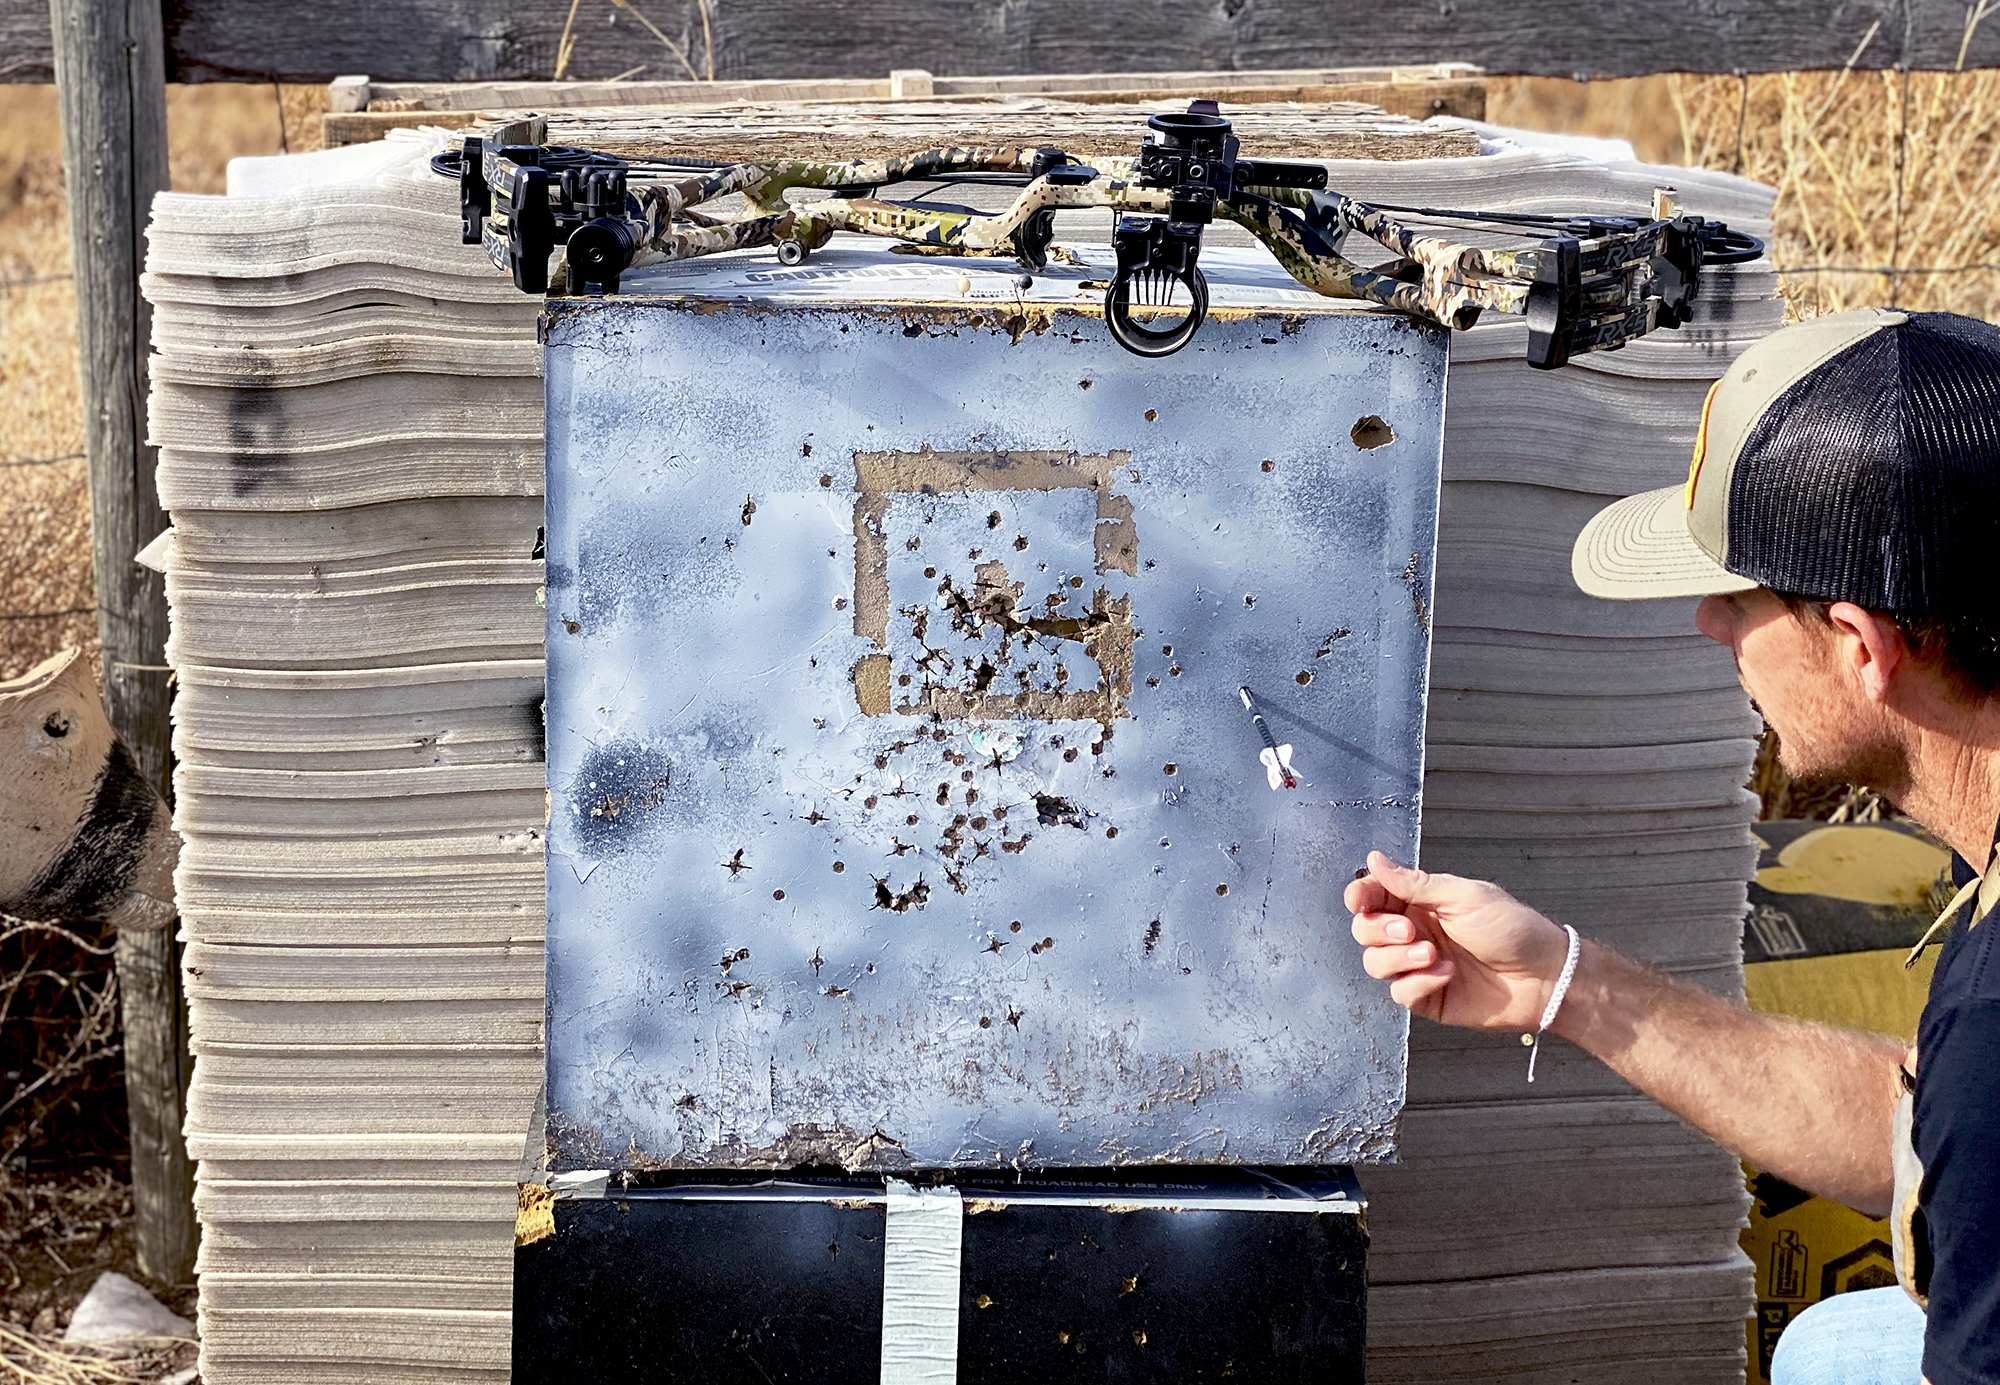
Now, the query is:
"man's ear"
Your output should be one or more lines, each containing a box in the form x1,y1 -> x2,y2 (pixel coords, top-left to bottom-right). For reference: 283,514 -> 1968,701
1825,602 -> 1908,704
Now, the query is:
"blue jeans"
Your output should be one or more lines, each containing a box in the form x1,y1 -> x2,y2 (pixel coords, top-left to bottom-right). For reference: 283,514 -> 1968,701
1772,1287 -> 1927,1385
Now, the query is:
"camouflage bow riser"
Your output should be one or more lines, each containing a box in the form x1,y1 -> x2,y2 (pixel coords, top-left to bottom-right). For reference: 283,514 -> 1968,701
457,119 -> 1756,363
604,147 -> 1666,338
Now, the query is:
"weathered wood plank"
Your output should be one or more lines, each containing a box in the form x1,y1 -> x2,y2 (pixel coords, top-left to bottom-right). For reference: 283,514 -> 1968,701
2,0 -> 1996,83
320,82 -> 1487,152
49,0 -> 197,1285
353,62 -> 1479,110
522,97 -> 1483,162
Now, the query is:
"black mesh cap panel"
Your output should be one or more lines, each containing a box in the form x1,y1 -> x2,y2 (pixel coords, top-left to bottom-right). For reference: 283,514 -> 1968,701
1725,312 -> 2000,616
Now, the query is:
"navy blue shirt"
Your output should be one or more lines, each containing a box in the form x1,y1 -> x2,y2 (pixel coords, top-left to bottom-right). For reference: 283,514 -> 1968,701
1915,844 -> 2000,1385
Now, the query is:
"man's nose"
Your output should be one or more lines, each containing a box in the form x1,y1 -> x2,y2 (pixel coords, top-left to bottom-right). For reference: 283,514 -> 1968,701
1693,594 -> 1734,647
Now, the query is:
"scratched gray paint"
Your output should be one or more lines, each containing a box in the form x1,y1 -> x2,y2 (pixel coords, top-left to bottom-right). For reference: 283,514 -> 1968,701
543,245 -> 1444,1171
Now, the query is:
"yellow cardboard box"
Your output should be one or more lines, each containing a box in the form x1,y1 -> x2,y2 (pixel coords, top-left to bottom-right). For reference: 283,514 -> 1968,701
1736,819 -> 1945,1381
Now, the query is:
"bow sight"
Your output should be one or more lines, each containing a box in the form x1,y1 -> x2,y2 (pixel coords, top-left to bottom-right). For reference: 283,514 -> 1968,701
1108,102 -> 1327,356
436,102 -> 1763,368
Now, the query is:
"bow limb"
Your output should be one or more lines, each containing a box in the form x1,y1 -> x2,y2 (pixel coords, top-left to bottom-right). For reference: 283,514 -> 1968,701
644,210 -> 789,260
791,177 -> 1168,255
633,163 -> 772,232
739,147 -> 1094,215
1223,197 -> 1532,327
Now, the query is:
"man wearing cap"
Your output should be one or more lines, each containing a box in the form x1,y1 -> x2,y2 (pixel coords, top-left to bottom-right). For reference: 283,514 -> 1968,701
1348,308 -> 2000,1385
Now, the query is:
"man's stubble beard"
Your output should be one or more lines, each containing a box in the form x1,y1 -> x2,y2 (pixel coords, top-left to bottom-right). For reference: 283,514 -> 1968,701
1771,716 -> 1913,810
1754,632 -> 1913,809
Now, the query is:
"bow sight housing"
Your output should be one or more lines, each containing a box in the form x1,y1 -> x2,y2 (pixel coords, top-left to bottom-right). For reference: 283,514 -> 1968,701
451,137 -> 647,295
1107,101 -> 1326,356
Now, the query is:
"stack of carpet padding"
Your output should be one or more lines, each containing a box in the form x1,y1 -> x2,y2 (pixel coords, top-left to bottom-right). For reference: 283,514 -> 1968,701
1355,130 -> 1776,1385
145,115 -> 1775,1382
145,132 -> 545,1385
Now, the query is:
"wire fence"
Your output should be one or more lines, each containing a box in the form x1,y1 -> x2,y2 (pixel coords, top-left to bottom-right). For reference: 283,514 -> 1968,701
0,272 -> 73,293
0,607 -> 95,623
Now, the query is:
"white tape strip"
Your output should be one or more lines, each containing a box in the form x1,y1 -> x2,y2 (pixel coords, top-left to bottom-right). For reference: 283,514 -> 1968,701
880,1178 -> 963,1384
548,1169 -> 609,1199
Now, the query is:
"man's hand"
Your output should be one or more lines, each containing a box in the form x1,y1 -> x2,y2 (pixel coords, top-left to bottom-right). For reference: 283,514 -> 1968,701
1344,847 -> 1905,1212
1344,850 -> 1572,1031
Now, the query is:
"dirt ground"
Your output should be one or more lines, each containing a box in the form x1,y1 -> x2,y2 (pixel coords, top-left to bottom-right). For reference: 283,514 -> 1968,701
0,1168 -> 198,1380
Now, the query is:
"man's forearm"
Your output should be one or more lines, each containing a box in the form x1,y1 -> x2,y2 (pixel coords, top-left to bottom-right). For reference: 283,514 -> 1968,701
1551,939 -> 1905,1215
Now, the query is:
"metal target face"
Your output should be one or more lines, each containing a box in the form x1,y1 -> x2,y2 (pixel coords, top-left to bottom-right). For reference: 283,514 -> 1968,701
542,247 -> 1444,1171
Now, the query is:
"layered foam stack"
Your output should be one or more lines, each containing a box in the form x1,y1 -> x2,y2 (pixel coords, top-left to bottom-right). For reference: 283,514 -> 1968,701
1337,133 -> 1777,1383
145,133 -> 545,1384
145,115 -> 1776,1382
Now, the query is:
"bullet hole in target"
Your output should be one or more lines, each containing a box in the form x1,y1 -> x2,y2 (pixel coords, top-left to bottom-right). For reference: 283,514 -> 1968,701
1351,415 -> 1396,450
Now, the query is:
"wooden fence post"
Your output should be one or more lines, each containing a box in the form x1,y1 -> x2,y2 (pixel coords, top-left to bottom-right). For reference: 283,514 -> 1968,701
47,0 -> 197,1285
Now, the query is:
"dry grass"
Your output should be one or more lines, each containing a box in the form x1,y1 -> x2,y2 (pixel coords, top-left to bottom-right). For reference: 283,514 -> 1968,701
0,1166 -> 195,1359
0,1320 -> 193,1385
1493,70 -> 2000,321
0,917 -> 123,1171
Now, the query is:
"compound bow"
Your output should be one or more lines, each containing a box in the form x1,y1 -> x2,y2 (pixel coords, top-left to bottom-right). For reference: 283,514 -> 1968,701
435,100 -> 1761,368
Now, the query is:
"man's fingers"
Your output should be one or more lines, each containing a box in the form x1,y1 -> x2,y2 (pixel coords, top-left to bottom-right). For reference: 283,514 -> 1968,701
1388,959 -> 1453,1011
1349,911 -> 1417,947
1365,849 -> 1485,912
1365,850 -> 1436,906
1360,940 -> 1436,980
1343,875 -> 1392,915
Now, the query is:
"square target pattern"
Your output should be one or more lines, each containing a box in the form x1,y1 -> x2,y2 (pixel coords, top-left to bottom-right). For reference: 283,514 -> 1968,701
851,449 -> 1136,726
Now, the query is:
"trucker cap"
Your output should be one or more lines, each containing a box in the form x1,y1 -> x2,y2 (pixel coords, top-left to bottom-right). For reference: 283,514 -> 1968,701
1571,308 -> 2000,613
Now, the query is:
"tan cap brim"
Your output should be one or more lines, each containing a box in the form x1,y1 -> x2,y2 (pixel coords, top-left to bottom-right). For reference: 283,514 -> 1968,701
1571,484 -> 1759,600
